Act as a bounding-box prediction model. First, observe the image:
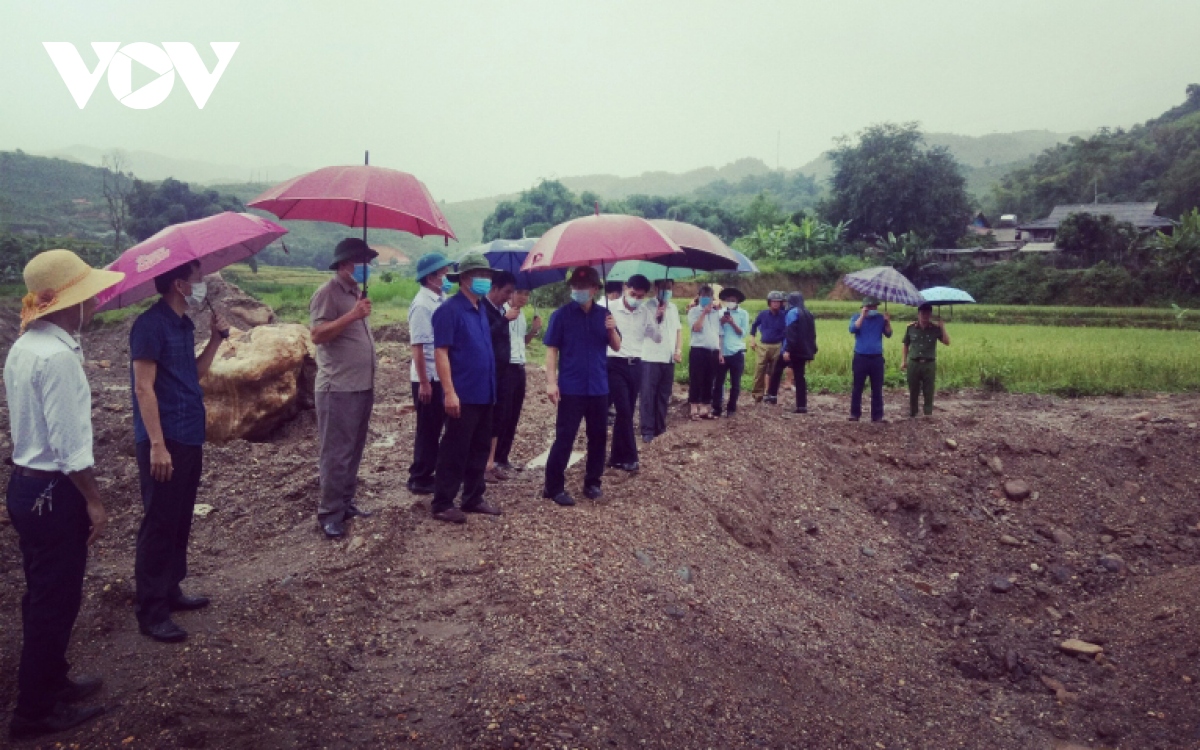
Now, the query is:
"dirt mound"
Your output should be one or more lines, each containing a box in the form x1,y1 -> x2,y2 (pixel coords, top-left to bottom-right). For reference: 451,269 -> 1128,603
1,321 -> 1198,748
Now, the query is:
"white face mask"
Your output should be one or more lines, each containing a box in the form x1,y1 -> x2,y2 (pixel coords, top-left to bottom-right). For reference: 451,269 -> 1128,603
724,301 -> 738,310
624,294 -> 642,310
186,280 -> 208,309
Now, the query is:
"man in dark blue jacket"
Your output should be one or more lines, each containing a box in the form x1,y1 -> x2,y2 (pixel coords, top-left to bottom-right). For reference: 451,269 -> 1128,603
848,296 -> 892,422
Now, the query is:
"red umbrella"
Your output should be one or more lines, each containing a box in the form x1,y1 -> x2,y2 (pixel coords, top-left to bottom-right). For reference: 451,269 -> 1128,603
520,214 -> 684,276
95,211 -> 287,312
647,219 -> 739,271
249,152 -> 456,292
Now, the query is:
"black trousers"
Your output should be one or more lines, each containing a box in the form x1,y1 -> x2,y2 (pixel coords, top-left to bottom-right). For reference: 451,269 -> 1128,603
607,358 -> 642,465
688,347 -> 719,404
712,351 -> 745,415
544,394 -> 607,497
7,471 -> 89,720
136,439 -> 203,628
850,353 -> 886,421
640,361 -> 674,439
491,363 -> 512,439
767,353 -> 786,397
494,365 -> 526,465
431,403 -> 493,513
789,356 -> 810,410
408,381 -> 445,488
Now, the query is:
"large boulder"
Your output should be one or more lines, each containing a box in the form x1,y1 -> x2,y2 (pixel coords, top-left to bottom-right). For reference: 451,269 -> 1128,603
201,324 -> 316,443
203,272 -> 277,330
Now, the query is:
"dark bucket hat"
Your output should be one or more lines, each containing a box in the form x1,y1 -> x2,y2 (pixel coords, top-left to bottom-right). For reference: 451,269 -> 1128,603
329,237 -> 378,270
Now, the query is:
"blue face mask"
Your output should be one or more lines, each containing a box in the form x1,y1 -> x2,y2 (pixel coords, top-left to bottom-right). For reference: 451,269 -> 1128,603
351,264 -> 370,284
441,277 -> 452,294
570,289 -> 593,305
699,296 -> 712,308
660,290 -> 673,303
469,277 -> 492,296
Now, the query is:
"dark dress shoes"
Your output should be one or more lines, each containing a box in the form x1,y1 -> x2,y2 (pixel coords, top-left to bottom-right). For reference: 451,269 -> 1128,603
463,501 -> 502,516
548,492 -> 576,507
322,520 -> 345,539
613,461 -> 639,473
10,702 -> 104,741
169,594 -> 210,612
56,676 -> 103,704
345,504 -> 372,519
140,619 -> 187,643
584,485 -> 603,500
406,481 -> 434,495
432,507 -> 467,524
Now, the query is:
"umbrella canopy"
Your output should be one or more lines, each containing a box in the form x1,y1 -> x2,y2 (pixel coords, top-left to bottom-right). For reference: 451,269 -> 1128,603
520,214 -> 684,273
731,249 -> 760,274
646,220 -> 739,271
248,164 -> 456,240
96,212 -> 287,312
841,266 -> 923,306
462,238 -> 565,290
602,260 -> 697,283
918,286 -> 977,305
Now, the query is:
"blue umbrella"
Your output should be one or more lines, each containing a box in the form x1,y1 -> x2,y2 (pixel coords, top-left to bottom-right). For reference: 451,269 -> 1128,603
462,238 -> 566,290
732,249 -> 759,274
918,286 -> 976,305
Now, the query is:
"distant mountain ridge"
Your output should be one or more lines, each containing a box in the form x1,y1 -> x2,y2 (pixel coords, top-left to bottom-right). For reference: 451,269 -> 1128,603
36,145 -> 305,186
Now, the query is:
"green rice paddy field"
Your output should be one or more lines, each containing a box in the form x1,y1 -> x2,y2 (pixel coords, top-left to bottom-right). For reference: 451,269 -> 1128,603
198,266 -> 1200,396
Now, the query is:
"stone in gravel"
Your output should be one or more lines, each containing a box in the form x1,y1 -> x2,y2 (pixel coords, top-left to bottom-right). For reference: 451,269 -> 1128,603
944,438 -> 958,450
999,535 -> 1021,547
930,514 -> 949,532
860,545 -> 876,558
804,522 -> 820,535
987,456 -> 1004,475
676,566 -> 694,584
1178,537 -> 1195,551
1059,639 -> 1103,656
1003,480 -> 1031,501
634,550 -> 654,567
1048,564 -> 1073,584
1099,534 -> 1114,544
664,604 -> 687,620
1131,411 -> 1152,421
1051,529 -> 1075,547
1098,554 -> 1125,573
347,536 -> 365,553
991,576 -> 1014,593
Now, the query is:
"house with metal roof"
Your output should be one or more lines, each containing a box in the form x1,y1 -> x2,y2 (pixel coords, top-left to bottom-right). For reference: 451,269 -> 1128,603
1019,203 -> 1175,242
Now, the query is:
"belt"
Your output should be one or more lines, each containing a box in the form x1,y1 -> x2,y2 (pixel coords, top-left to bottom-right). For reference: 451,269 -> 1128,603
12,466 -> 60,479
612,357 -> 641,364
510,363 -> 525,368
855,352 -> 883,358
913,357 -> 935,363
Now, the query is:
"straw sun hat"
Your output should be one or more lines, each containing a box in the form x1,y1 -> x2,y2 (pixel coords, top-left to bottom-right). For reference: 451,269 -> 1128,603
20,250 -> 124,329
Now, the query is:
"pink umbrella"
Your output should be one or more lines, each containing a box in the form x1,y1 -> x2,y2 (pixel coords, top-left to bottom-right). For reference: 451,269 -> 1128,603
647,219 -> 739,272
96,211 -> 287,312
520,214 -> 684,275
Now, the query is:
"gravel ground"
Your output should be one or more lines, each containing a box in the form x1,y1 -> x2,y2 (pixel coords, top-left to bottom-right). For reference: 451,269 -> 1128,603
1,312 -> 1199,750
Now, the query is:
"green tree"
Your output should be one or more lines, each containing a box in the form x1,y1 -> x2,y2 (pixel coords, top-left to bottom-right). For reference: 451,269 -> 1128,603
126,177 -> 244,241
481,180 -> 598,241
742,191 -> 785,231
1153,208 -> 1200,293
822,123 -> 973,247
1055,212 -> 1142,267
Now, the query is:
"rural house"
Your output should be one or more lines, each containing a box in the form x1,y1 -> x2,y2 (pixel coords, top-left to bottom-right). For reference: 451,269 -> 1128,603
1019,202 -> 1175,242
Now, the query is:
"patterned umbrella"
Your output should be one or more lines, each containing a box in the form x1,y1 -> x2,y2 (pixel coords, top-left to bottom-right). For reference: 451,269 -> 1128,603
841,266 -> 923,307
918,286 -> 976,305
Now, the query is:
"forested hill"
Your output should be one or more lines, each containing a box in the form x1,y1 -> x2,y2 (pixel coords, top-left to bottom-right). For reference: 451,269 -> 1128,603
991,85 -> 1200,221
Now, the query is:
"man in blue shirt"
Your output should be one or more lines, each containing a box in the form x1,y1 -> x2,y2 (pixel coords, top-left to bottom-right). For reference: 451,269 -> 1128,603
131,260 -> 228,643
848,296 -> 892,422
429,253 -> 501,523
542,267 -> 621,506
780,291 -> 818,414
749,291 -> 786,403
712,287 -> 750,417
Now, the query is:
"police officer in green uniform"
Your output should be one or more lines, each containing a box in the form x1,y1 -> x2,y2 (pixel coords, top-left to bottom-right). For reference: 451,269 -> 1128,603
900,302 -> 950,417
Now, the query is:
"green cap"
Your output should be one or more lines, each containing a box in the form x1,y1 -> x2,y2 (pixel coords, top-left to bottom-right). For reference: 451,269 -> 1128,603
863,296 -> 881,307
447,252 -> 494,282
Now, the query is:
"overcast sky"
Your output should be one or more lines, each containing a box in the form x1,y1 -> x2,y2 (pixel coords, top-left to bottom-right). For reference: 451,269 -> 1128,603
1,0 -> 1197,201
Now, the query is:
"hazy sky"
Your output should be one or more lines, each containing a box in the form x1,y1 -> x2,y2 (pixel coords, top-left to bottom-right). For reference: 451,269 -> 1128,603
1,0 -> 1197,201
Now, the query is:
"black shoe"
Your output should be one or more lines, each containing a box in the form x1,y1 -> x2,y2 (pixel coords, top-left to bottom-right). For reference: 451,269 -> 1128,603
848,416 -> 860,422
463,501 -> 502,516
612,461 -> 639,473
547,492 -> 576,507
321,520 -> 345,539
432,507 -> 467,524
495,461 -> 522,472
169,594 -> 210,612
55,676 -> 103,704
641,434 -> 654,444
764,396 -> 777,405
406,481 -> 434,496
345,504 -> 372,519
10,702 -> 104,741
795,407 -> 807,414
140,619 -> 187,643
584,485 -> 603,500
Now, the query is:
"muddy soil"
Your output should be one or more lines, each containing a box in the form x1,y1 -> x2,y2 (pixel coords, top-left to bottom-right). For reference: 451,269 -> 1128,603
1,314 -> 1199,750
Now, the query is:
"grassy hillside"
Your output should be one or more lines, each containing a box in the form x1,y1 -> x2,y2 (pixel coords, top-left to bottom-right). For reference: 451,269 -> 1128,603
0,150 -> 109,236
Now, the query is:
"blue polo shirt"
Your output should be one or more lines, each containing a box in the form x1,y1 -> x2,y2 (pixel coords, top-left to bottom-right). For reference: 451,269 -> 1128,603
848,311 -> 892,355
544,300 -> 610,397
432,292 -> 496,405
751,308 -> 786,344
130,298 -> 206,446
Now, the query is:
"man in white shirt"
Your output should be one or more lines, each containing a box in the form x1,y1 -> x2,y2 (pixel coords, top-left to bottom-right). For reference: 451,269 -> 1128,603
639,278 -> 682,443
5,250 -> 122,740
407,252 -> 455,495
606,274 -> 661,472
493,287 -> 542,472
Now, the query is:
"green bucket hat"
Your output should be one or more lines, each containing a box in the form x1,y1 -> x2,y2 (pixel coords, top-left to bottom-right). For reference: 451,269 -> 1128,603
862,296 -> 881,307
447,252 -> 494,282
328,237 -> 378,270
